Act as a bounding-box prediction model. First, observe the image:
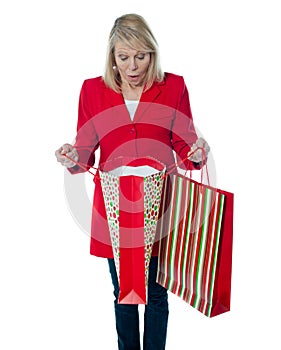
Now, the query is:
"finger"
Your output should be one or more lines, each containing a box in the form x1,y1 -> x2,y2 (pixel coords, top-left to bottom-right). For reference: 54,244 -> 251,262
64,154 -> 78,168
61,143 -> 73,154
58,156 -> 67,163
196,137 -> 205,148
55,149 -> 66,163
60,156 -> 73,166
188,152 -> 201,162
55,147 -> 63,157
203,140 -> 210,152
194,149 -> 203,161
64,162 -> 74,167
66,149 -> 75,157
67,148 -> 78,161
199,138 -> 208,148
64,152 -> 75,163
58,145 -> 68,155
63,160 -> 76,168
197,138 -> 210,154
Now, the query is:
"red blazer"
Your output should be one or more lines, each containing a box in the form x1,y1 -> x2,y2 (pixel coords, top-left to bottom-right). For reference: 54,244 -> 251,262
69,72 -> 200,258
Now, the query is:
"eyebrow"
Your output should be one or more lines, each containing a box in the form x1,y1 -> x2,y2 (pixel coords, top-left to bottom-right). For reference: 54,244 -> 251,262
116,50 -> 146,55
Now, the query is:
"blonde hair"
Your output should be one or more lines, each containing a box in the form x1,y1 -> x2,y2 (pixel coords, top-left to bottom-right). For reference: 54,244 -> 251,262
103,14 -> 164,92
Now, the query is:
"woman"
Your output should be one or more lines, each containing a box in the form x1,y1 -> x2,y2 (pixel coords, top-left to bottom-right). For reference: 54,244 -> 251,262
55,13 -> 209,350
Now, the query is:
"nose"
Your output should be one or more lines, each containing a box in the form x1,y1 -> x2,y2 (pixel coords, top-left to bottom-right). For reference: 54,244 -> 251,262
129,58 -> 138,70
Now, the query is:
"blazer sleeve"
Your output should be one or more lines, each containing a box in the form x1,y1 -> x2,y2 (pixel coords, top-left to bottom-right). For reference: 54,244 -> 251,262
68,80 -> 99,174
171,77 -> 203,170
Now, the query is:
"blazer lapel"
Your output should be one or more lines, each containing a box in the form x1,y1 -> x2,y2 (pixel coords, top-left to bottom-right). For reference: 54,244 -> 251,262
101,78 -> 166,121
141,83 -> 162,103
134,80 -> 165,122
103,86 -> 124,107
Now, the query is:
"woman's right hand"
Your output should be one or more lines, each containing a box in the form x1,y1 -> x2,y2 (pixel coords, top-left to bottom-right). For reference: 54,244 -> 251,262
55,143 -> 79,168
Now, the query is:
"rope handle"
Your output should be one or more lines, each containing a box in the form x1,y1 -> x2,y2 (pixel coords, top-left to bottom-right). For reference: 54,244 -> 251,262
164,147 -> 210,185
62,153 -> 99,179
63,146 -> 210,185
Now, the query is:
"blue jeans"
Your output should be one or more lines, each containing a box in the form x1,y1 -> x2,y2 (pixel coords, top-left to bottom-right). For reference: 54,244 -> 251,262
108,256 -> 169,350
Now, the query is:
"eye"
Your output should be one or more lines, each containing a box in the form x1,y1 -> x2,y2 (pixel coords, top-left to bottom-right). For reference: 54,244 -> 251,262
119,55 -> 128,61
136,54 -> 145,60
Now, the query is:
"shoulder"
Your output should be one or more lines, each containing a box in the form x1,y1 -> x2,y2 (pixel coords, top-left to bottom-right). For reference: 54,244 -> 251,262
81,76 -> 107,90
161,72 -> 187,94
160,72 -> 188,97
163,72 -> 185,86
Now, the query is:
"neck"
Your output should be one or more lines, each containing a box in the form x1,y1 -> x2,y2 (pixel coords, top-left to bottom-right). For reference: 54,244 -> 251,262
121,83 -> 144,100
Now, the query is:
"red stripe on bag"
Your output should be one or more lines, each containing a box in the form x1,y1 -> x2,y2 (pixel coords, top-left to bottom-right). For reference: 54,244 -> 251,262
175,177 -> 189,296
184,181 -> 198,302
167,175 -> 179,291
210,191 -> 233,317
198,190 -> 214,313
180,179 -> 193,300
198,190 -> 216,314
172,178 -> 185,294
156,176 -> 169,287
190,185 -> 206,307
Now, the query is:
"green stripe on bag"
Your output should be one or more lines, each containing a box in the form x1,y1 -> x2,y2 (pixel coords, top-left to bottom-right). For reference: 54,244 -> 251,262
194,188 -> 212,309
168,176 -> 183,290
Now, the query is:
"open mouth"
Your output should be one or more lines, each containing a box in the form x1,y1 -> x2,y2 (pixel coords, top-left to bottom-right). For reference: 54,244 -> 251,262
128,74 -> 140,79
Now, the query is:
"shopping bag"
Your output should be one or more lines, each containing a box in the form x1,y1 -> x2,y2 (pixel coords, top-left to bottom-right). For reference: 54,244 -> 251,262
99,157 -> 166,304
156,171 -> 233,317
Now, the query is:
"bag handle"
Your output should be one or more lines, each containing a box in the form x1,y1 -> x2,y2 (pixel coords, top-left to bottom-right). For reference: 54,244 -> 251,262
63,147 -> 210,185
62,153 -> 100,179
164,147 -> 210,185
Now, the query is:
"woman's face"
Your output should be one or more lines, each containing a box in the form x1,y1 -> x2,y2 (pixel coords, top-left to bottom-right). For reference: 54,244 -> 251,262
114,41 -> 151,88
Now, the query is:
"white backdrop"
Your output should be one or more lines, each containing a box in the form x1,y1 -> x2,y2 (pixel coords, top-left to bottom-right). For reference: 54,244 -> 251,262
1,0 -> 280,349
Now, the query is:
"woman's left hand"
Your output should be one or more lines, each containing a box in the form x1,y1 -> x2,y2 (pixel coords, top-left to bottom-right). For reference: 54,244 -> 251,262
187,137 -> 210,162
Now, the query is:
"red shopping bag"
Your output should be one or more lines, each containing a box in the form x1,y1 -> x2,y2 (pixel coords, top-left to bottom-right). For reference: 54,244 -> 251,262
156,169 -> 234,317
99,157 -> 166,304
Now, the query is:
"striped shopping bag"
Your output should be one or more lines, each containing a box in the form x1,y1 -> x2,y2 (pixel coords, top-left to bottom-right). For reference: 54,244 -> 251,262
156,173 -> 233,317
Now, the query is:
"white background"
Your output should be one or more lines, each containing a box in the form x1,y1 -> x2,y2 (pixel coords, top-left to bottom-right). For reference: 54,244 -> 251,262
1,0 -> 280,349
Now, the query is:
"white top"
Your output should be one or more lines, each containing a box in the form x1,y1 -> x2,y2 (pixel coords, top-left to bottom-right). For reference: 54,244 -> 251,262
124,99 -> 139,121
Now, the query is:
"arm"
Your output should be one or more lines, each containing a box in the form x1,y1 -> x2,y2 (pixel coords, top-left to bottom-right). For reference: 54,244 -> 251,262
171,77 -> 203,170
68,80 -> 99,174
